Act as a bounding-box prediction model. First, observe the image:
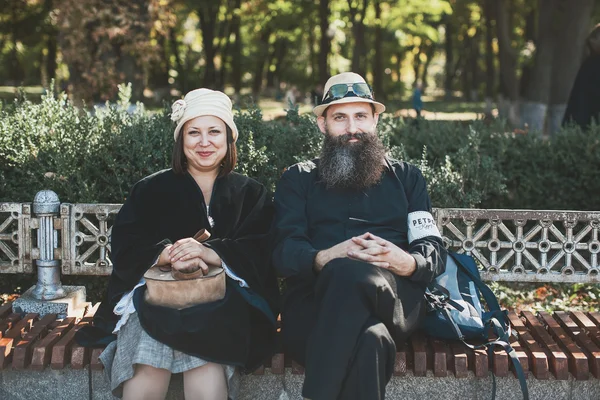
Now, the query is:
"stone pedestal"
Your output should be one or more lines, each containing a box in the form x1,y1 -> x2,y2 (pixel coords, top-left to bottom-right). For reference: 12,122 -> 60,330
12,286 -> 88,318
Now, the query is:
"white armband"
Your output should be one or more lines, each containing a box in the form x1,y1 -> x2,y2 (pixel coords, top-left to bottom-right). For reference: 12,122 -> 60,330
408,211 -> 441,243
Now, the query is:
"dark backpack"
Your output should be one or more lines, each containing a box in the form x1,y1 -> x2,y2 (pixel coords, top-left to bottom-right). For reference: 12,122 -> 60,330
422,251 -> 529,400
385,158 -> 528,399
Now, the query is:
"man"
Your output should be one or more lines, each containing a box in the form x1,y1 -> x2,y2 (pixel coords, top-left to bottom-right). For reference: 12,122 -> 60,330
412,82 -> 423,119
272,72 -> 447,400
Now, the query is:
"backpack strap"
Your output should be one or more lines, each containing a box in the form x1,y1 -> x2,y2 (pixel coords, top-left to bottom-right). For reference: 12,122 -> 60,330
429,283 -> 465,312
486,317 -> 530,400
449,253 -> 500,309
456,331 -> 529,400
440,254 -> 529,400
449,253 -> 506,330
389,163 -> 527,399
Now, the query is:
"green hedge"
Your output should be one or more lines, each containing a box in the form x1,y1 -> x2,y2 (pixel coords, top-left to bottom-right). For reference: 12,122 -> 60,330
2,90 -> 600,305
393,119 -> 600,211
1,89 -> 600,211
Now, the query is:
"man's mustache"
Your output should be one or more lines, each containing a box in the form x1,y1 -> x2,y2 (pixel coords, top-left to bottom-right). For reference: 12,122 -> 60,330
337,132 -> 367,143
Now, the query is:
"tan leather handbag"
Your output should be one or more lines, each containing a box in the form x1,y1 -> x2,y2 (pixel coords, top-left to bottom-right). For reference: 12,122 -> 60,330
143,229 -> 226,309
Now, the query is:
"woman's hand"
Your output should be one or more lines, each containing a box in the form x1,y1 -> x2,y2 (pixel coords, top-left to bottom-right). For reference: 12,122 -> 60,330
169,238 -> 222,267
348,232 -> 417,277
155,245 -> 173,268
171,256 -> 210,275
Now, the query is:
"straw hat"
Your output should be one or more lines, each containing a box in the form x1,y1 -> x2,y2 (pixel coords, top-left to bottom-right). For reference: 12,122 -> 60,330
171,89 -> 239,142
313,72 -> 386,117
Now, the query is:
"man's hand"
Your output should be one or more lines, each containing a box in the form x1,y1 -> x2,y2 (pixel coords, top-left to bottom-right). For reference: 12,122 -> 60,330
313,233 -> 391,273
348,232 -> 417,277
169,237 -> 222,267
314,238 -> 359,273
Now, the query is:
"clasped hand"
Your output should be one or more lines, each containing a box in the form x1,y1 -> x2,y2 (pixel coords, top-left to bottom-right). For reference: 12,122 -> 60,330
315,232 -> 416,277
157,238 -> 221,275
348,232 -> 416,276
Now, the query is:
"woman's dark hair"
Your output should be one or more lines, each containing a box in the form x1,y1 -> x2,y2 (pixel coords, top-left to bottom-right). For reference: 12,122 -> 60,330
172,123 -> 237,177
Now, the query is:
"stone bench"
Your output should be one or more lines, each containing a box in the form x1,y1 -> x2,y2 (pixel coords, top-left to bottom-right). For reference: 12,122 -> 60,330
1,193 -> 600,399
1,303 -> 600,399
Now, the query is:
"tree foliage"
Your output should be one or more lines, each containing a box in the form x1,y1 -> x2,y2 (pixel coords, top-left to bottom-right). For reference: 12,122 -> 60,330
53,0 -> 173,104
1,0 -> 599,128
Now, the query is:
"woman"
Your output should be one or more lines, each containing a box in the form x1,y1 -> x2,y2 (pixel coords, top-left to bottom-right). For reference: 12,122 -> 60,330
76,89 -> 279,400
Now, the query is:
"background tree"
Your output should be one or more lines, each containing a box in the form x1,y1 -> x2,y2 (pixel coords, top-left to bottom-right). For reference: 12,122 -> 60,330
319,0 -> 332,85
55,0 -> 169,104
520,0 -> 595,134
1,0 -> 599,133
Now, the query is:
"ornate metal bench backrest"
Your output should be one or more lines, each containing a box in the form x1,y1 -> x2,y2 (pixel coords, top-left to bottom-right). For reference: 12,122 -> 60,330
1,196 -> 599,284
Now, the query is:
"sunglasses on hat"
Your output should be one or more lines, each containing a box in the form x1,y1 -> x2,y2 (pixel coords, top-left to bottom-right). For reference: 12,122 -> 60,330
321,83 -> 374,105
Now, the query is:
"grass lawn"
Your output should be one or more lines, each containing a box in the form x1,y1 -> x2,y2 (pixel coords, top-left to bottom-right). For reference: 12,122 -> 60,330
0,86 -> 45,102
0,85 -> 495,121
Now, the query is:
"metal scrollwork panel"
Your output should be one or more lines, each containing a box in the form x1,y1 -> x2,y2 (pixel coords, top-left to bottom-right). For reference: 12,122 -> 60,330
0,203 -> 32,273
434,209 -> 600,283
62,204 -> 122,275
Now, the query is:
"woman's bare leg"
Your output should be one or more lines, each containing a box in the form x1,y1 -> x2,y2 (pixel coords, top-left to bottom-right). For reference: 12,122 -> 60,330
122,364 -> 172,400
183,362 -> 228,400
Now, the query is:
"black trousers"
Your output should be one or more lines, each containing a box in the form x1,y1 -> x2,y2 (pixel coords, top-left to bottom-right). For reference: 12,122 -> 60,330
282,258 -> 427,400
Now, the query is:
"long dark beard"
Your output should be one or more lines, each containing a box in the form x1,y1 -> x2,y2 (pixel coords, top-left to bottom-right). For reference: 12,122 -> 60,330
318,130 -> 387,190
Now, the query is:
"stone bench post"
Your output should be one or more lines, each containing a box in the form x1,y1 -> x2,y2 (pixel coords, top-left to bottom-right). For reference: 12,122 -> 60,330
31,190 -> 66,300
13,191 -> 88,318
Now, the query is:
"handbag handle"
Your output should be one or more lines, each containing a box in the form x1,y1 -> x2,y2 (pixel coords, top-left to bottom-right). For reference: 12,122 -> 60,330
193,228 -> 211,242
158,229 -> 213,277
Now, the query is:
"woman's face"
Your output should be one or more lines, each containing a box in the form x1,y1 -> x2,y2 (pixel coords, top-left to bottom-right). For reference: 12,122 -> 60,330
182,115 -> 228,175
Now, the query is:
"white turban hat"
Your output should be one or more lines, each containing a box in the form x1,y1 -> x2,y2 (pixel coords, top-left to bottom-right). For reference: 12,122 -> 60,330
171,88 -> 239,142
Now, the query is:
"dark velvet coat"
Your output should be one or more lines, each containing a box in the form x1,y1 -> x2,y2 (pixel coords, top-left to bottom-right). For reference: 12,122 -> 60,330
563,54 -> 600,129
76,169 -> 279,371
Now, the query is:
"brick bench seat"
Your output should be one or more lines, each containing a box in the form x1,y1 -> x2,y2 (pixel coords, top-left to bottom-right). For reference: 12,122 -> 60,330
3,205 -> 600,398
2,300 -> 600,399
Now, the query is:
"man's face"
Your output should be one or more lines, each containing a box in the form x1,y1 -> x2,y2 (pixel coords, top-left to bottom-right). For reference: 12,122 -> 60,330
317,102 -> 386,190
317,102 -> 379,140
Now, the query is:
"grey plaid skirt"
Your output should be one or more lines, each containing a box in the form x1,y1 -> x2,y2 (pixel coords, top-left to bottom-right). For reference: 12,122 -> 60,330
99,312 -> 239,398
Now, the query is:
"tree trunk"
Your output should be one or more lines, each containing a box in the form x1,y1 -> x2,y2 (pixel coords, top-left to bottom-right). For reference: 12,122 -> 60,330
483,0 -> 495,111
308,23 -> 317,78
116,0 -> 150,101
443,14 -> 454,100
170,28 -> 188,93
395,51 -> 403,84
495,0 -> 520,125
461,35 -> 473,101
43,0 -> 58,90
266,38 -> 288,90
217,16 -> 233,91
231,0 -> 242,97
518,6 -> 537,98
349,0 -> 368,76
372,0 -> 384,99
198,1 -> 222,88
9,5 -> 23,85
147,34 -> 170,91
46,33 -> 58,88
422,45 -> 435,95
548,0 -> 594,135
469,32 -> 480,101
319,0 -> 331,85
252,28 -> 272,98
520,0 -> 557,133
412,47 -> 423,87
